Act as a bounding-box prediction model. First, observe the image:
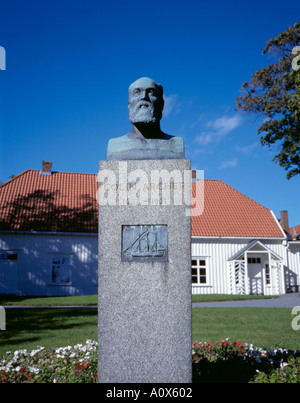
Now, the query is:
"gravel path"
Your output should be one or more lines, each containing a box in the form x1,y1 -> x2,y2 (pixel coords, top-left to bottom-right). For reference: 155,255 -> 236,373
2,293 -> 300,309
193,293 -> 300,308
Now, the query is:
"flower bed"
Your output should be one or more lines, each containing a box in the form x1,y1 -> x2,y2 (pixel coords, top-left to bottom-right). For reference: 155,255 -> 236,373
0,340 -> 98,383
192,339 -> 300,383
0,339 -> 299,383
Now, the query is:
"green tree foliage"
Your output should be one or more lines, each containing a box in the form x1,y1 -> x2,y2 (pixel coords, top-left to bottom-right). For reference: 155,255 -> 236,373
236,22 -> 300,179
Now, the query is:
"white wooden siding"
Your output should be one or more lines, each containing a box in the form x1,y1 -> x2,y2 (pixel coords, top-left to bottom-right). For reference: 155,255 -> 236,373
287,243 -> 300,291
1,232 -> 299,296
191,238 -> 289,295
0,232 -> 98,296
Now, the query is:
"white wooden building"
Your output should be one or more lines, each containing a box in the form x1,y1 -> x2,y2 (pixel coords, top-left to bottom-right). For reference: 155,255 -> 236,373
0,232 -> 98,296
191,181 -> 300,296
0,162 -> 299,296
0,163 -> 99,296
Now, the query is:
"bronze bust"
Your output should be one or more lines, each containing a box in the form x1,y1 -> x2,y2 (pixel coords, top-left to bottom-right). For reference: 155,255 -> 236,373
107,77 -> 185,160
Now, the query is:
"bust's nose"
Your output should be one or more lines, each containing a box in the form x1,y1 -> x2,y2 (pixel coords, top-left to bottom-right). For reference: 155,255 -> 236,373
140,89 -> 149,100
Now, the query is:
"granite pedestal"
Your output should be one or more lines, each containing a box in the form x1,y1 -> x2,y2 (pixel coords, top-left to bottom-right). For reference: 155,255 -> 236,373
98,159 -> 192,383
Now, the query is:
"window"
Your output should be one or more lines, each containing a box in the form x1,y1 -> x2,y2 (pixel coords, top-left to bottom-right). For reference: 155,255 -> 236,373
191,259 -> 207,284
265,264 -> 270,285
247,257 -> 261,264
0,252 -> 18,261
51,256 -> 72,284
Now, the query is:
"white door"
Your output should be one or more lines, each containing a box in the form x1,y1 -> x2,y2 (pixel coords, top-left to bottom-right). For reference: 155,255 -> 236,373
248,256 -> 264,294
0,253 -> 18,294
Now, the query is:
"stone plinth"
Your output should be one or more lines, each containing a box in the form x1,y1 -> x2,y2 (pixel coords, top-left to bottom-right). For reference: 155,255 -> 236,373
98,159 -> 192,383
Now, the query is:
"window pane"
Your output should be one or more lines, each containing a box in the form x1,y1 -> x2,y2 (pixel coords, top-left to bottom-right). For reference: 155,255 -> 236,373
191,260 -> 197,266
200,260 -> 206,266
52,268 -> 59,282
60,267 -> 71,283
200,268 -> 206,276
192,277 -> 198,284
192,268 -> 197,276
52,257 -> 60,265
200,277 -> 206,284
257,258 -> 261,264
62,257 -> 71,265
7,253 -> 18,261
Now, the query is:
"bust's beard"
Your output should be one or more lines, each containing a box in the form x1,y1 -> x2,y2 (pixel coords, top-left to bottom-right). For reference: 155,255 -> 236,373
129,104 -> 159,124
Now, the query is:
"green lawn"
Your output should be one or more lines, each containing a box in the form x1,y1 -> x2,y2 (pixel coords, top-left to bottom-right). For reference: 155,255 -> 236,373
0,294 -> 98,306
0,308 -> 98,355
1,308 -> 300,356
192,294 -> 278,303
192,308 -> 300,350
0,293 -> 277,306
0,294 -> 299,356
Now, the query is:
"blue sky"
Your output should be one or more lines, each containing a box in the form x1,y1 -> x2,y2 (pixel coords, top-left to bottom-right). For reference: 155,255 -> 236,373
0,0 -> 299,227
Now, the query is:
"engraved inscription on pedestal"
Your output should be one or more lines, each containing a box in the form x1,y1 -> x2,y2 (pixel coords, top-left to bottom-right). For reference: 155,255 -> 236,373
122,225 -> 167,262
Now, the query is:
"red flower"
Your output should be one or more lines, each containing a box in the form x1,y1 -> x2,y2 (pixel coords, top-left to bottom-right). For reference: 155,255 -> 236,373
77,364 -> 83,370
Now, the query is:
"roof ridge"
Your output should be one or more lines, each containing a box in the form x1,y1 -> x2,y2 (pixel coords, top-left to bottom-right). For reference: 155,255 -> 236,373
1,169 -> 98,183
56,171 -> 97,176
0,169 -> 32,190
32,169 -> 97,176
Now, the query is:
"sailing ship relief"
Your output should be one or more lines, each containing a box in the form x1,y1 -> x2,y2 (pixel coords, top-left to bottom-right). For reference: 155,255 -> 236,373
122,225 -> 168,262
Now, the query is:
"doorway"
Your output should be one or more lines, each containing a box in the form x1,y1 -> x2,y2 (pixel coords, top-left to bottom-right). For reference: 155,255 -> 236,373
248,256 -> 264,294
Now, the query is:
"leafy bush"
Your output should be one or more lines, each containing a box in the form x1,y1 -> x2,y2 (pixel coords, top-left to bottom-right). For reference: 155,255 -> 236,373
251,357 -> 300,383
192,339 -> 300,383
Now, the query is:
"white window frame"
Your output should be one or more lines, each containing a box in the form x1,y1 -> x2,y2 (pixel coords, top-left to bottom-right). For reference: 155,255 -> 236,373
191,257 -> 208,285
49,254 -> 73,286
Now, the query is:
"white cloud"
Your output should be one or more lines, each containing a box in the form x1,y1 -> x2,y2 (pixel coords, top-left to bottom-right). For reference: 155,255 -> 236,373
234,142 -> 258,154
163,94 -> 180,117
207,115 -> 243,134
219,157 -> 239,169
195,114 -> 243,146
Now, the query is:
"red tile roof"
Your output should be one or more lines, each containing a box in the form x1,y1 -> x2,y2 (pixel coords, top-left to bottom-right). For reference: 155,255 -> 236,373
0,170 -> 98,233
0,170 -> 285,238
191,180 -> 285,238
289,225 -> 300,240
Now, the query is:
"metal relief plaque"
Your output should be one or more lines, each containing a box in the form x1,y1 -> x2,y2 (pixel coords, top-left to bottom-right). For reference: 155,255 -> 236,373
122,225 -> 167,262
